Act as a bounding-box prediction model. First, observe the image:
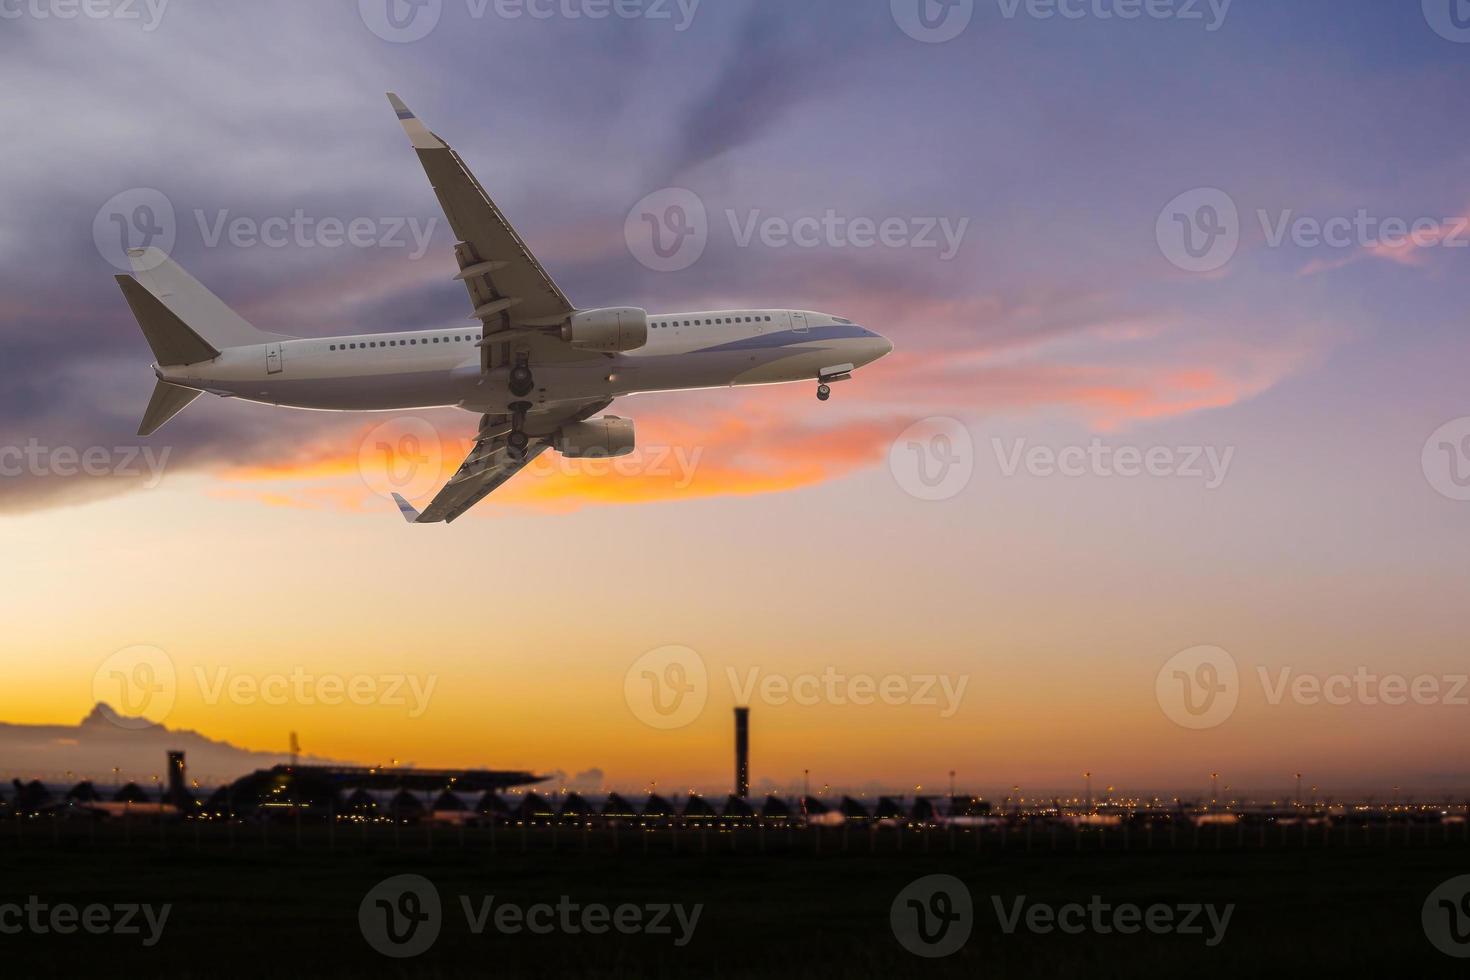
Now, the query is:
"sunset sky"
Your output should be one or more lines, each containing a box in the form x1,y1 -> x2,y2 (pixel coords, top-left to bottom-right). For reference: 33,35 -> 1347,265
2,0 -> 1468,800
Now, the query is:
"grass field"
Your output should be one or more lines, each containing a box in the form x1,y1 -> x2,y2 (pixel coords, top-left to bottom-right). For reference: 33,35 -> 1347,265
0,822 -> 1465,977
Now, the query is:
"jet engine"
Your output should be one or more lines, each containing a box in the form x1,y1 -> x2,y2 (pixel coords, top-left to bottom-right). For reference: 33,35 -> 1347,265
561,308 -> 648,352
555,417 -> 635,458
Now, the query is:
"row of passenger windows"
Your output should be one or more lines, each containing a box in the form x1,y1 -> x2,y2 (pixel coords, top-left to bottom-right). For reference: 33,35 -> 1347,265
329,334 -> 482,352
653,315 -> 773,329
329,314 -> 776,350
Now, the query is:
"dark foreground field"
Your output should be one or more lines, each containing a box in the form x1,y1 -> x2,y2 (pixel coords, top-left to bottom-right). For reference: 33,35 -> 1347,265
1,823 -> 1466,977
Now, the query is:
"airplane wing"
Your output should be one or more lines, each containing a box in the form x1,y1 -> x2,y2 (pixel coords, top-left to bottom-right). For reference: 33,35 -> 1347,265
393,400 -> 611,524
387,93 -> 574,345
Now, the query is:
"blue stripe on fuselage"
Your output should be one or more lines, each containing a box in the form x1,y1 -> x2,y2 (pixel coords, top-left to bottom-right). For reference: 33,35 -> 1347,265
691,324 -> 872,354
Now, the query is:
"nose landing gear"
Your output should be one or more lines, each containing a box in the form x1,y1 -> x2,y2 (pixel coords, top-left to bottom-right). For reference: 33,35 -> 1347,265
815,364 -> 853,404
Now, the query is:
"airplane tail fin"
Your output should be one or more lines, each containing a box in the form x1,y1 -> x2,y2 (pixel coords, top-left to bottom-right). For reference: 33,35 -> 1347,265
116,247 -> 292,365
138,380 -> 202,436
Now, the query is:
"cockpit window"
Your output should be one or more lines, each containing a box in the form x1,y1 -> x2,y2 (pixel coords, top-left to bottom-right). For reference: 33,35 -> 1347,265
833,317 -> 853,325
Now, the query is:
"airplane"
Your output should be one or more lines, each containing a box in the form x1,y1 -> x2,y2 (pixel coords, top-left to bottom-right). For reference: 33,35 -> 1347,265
115,93 -> 894,524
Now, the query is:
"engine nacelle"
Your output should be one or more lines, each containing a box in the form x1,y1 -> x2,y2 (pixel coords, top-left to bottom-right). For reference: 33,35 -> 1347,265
555,417 -> 635,458
561,307 -> 648,352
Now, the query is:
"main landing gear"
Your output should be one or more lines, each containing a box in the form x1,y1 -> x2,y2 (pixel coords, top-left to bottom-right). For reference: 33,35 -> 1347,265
507,402 -> 531,460
505,351 -> 535,460
509,351 -> 535,399
817,383 -> 832,402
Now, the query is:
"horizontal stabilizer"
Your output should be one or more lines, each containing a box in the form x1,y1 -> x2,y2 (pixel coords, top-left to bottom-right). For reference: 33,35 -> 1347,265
138,380 -> 201,436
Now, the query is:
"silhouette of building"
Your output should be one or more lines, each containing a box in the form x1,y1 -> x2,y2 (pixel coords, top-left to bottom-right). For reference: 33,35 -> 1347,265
734,706 -> 750,799
164,750 -> 192,807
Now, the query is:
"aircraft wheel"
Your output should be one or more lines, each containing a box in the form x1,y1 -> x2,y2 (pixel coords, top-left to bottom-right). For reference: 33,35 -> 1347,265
817,384 -> 831,402
509,366 -> 535,398
507,431 -> 530,459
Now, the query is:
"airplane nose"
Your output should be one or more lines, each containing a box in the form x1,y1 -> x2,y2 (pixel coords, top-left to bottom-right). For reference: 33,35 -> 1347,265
874,335 -> 894,358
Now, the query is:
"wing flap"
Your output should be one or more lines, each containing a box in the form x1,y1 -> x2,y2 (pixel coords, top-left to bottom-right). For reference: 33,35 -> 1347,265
391,400 -> 613,524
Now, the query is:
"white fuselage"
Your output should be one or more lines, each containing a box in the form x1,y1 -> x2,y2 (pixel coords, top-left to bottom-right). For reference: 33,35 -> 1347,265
158,309 -> 892,416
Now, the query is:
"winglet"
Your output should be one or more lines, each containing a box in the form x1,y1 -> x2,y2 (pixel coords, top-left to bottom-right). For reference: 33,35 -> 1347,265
391,493 -> 424,524
386,92 -> 445,151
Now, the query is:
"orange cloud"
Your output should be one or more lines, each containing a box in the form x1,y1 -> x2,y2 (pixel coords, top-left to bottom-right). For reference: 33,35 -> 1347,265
1297,209 -> 1469,277
209,328 -> 1312,515
214,403 -> 900,516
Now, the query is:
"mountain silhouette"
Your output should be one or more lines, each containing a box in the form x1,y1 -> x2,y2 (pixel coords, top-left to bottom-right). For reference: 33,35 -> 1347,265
0,704 -> 345,786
